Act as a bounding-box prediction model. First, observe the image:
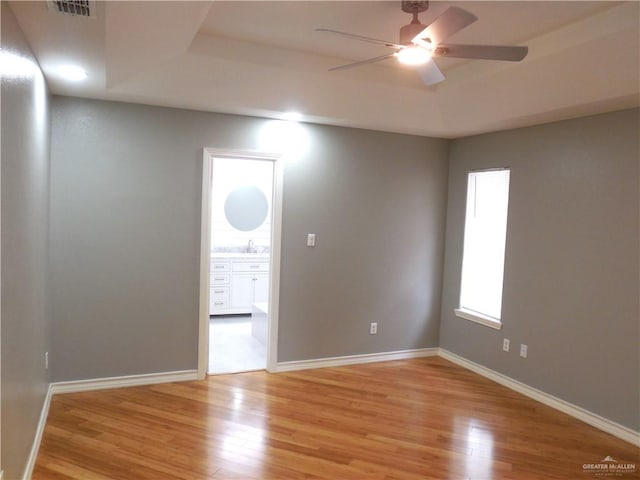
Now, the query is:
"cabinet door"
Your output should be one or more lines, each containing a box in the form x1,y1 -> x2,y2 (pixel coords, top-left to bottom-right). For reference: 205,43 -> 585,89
253,274 -> 270,304
230,275 -> 253,311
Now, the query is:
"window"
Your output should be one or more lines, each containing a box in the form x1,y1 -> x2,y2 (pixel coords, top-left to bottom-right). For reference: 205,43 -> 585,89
455,169 -> 510,329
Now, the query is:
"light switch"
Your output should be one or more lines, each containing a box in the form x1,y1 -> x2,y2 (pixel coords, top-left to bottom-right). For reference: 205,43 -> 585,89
307,233 -> 316,247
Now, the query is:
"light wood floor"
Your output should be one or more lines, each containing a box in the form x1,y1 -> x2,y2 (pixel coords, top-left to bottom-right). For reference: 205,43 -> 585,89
34,357 -> 639,479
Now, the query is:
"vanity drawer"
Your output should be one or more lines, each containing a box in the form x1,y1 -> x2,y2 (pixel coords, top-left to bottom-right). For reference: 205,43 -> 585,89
210,298 -> 229,310
233,262 -> 269,273
210,286 -> 229,299
210,274 -> 229,285
210,285 -> 230,312
210,261 -> 230,273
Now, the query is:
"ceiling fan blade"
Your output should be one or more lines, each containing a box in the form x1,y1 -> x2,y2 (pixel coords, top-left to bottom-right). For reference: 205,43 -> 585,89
416,58 -> 445,86
412,7 -> 477,46
329,53 -> 396,71
316,28 -> 403,49
435,44 -> 528,61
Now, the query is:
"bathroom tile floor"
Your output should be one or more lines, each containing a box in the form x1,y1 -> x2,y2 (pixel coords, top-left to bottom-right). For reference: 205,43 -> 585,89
208,315 -> 266,374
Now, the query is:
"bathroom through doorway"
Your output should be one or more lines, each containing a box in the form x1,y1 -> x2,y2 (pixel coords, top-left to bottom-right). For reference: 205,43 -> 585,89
207,155 -> 275,374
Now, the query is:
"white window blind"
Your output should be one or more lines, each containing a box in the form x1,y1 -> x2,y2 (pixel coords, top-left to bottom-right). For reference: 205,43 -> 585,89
459,169 -> 510,323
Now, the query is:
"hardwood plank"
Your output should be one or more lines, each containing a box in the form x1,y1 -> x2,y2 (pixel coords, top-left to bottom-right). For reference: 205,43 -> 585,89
33,358 -> 639,479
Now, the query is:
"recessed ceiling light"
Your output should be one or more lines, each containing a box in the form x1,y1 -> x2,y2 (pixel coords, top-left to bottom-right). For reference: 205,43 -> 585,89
57,64 -> 87,81
283,111 -> 302,122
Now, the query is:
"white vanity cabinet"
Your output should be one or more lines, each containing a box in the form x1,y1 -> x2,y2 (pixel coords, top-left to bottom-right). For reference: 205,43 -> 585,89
230,273 -> 269,311
209,257 -> 269,315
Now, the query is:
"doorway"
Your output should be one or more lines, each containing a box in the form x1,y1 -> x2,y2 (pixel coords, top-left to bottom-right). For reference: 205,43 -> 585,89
198,149 -> 283,377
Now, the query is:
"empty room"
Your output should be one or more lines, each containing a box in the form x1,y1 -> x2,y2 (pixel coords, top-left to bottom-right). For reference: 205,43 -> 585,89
1,1 -> 639,479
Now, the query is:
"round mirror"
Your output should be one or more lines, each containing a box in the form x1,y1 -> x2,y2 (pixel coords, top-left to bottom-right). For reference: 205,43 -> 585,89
224,185 -> 269,231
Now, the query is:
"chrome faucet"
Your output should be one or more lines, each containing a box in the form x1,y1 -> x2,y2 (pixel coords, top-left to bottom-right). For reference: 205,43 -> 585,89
247,239 -> 254,253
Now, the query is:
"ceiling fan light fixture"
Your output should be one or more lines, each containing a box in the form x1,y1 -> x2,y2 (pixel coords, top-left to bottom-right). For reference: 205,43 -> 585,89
396,46 -> 431,66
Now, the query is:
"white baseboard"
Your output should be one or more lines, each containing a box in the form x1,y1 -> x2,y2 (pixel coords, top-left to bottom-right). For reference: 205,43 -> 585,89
50,369 -> 199,395
22,385 -> 53,480
276,347 -> 439,372
439,349 -> 640,447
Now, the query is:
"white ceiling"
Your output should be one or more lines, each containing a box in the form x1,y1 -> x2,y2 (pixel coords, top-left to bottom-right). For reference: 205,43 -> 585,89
8,1 -> 640,138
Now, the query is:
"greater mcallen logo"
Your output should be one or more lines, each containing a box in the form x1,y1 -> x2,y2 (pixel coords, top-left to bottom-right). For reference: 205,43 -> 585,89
583,456 -> 637,476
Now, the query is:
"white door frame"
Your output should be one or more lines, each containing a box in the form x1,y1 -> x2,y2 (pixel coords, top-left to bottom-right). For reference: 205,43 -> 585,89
198,148 -> 284,378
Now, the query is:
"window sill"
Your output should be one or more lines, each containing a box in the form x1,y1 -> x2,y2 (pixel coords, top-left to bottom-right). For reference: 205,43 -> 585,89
454,308 -> 502,330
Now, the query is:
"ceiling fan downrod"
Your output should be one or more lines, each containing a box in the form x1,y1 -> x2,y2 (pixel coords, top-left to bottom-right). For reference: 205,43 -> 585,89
401,0 -> 429,23
400,1 -> 430,45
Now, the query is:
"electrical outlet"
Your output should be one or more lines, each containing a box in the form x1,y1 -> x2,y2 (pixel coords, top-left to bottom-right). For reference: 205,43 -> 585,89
502,338 -> 510,352
370,322 -> 377,335
520,344 -> 528,358
45,351 -> 49,370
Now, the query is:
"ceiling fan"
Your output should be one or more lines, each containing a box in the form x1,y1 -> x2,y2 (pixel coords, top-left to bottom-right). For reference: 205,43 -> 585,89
316,1 -> 528,86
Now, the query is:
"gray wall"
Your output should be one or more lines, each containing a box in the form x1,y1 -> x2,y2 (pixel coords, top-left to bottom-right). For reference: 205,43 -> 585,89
279,126 -> 448,360
1,3 -> 52,478
440,109 -> 640,431
50,96 -> 449,380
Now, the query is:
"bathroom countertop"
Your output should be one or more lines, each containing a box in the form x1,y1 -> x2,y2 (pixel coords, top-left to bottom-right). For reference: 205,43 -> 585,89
210,252 -> 270,260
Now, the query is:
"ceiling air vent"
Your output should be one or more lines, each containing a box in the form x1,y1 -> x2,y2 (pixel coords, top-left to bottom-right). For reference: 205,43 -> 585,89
48,0 -> 96,18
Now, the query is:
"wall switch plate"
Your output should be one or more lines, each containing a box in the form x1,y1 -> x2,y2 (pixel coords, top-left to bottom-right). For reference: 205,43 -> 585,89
370,322 -> 377,335
502,339 -> 510,352
520,344 -> 528,358
307,233 -> 316,247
